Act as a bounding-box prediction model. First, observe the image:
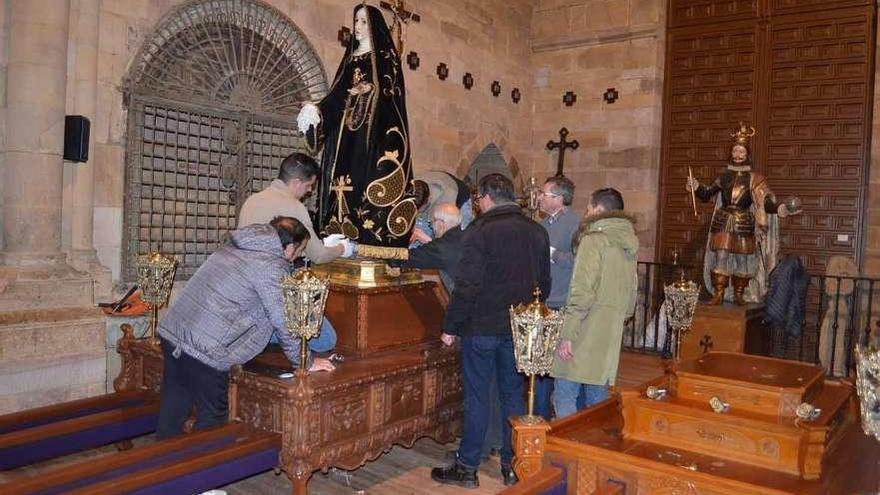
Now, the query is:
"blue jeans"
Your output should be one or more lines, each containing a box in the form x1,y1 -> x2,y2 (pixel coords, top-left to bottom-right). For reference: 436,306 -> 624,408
157,338 -> 229,439
269,318 -> 337,352
457,335 -> 524,469
533,375 -> 554,421
481,372 -> 502,458
553,379 -> 609,419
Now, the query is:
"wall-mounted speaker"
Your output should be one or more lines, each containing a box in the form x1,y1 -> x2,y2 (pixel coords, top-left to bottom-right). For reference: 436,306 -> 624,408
64,115 -> 90,163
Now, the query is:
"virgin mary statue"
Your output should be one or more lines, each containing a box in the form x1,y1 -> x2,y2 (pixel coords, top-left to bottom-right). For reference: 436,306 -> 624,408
297,4 -> 417,260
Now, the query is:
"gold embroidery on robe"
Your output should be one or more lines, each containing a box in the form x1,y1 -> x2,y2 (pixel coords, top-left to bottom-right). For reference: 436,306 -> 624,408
345,67 -> 375,131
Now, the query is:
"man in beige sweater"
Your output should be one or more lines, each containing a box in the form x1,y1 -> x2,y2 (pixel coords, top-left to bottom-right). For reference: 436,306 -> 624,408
238,152 -> 353,263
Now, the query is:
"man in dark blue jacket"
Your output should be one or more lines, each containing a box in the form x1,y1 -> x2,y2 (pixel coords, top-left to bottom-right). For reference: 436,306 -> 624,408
431,174 -> 551,488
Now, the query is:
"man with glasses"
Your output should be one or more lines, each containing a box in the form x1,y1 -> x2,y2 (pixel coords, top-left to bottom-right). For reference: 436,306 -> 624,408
534,176 -> 580,420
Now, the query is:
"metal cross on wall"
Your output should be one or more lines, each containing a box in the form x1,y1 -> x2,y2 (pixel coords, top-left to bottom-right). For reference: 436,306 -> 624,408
380,0 -> 420,53
546,127 -> 579,177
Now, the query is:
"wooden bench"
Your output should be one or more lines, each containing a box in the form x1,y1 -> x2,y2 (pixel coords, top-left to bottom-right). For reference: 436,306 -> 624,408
0,390 -> 159,470
0,422 -> 280,494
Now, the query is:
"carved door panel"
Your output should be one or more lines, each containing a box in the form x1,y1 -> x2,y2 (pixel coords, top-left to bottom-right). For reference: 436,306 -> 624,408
763,8 -> 874,272
658,1 -> 875,273
659,21 -> 759,260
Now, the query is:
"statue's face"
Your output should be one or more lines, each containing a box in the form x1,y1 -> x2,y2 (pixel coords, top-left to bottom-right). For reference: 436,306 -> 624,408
731,144 -> 748,164
354,8 -> 369,42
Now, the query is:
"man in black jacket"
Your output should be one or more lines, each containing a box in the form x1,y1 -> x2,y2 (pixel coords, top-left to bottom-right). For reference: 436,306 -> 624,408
431,174 -> 551,489
403,203 -> 464,292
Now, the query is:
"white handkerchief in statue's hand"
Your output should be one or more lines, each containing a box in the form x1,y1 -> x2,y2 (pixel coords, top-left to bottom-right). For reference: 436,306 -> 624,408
296,103 -> 320,134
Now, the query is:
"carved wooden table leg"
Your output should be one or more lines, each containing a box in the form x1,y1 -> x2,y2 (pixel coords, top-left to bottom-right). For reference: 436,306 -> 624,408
510,416 -> 551,482
291,476 -> 308,495
113,324 -> 136,392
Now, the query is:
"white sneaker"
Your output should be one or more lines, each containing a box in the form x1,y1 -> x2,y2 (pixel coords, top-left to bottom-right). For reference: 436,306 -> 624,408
198,491 -> 227,495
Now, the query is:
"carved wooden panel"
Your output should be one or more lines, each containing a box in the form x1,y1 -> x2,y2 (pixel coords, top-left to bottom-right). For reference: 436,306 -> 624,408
659,1 -> 876,273
764,8 -> 874,272
669,0 -> 758,28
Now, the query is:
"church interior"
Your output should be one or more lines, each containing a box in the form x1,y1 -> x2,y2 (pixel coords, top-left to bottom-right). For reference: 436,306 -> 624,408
2,0 -> 880,493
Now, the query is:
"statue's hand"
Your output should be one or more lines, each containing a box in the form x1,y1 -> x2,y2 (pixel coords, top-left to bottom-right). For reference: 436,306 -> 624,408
296,103 -> 321,134
685,176 -> 700,192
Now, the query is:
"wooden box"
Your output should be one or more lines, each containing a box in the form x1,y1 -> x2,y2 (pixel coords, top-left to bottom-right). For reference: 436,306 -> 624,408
324,281 -> 446,358
680,303 -> 767,361
619,353 -> 853,480
674,352 -> 826,418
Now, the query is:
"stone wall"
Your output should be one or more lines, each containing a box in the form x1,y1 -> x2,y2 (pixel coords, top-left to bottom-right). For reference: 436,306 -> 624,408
529,0 -> 666,261
0,4 -> 6,253
90,0 -> 534,282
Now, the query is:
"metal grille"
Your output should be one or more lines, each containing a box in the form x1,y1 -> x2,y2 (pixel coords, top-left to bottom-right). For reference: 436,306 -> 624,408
122,0 -> 326,280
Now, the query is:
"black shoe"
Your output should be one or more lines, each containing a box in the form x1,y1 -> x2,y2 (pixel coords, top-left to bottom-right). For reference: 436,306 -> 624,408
431,462 -> 479,488
501,466 -> 517,486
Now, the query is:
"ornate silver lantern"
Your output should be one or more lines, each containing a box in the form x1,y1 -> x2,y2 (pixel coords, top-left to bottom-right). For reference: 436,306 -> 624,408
136,252 -> 177,346
510,288 -> 563,423
281,268 -> 330,375
855,342 -> 880,442
664,270 -> 700,360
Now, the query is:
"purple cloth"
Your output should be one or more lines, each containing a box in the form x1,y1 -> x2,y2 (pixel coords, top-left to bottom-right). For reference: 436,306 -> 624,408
36,436 -> 234,495
0,399 -> 144,435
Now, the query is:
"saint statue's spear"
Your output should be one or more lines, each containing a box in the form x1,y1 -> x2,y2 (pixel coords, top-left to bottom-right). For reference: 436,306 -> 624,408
688,166 -> 698,217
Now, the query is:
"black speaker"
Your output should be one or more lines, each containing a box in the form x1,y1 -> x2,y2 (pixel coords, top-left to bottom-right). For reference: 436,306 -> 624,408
64,115 -> 90,163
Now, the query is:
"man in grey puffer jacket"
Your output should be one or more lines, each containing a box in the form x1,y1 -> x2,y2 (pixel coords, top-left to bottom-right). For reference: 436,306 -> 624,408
157,217 -> 335,439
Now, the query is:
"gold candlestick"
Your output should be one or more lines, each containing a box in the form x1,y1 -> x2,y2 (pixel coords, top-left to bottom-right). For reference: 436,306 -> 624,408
663,270 -> 699,361
510,288 -> 562,423
281,268 -> 330,376
135,253 -> 177,347
509,288 -> 563,482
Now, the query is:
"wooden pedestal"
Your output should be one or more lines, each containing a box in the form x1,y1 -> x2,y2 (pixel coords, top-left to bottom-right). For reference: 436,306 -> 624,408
680,303 -> 767,361
510,416 -> 551,482
325,281 -> 446,358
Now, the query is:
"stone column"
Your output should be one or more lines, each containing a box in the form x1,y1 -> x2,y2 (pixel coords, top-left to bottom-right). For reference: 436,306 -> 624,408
0,0 -> 93,310
65,0 -> 110,299
2,0 -> 71,263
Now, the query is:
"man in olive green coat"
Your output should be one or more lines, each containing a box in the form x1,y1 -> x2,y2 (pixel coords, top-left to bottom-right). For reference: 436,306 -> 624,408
551,188 -> 639,418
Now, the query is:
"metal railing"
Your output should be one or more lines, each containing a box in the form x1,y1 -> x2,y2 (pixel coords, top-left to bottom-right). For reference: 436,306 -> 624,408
621,262 -> 880,377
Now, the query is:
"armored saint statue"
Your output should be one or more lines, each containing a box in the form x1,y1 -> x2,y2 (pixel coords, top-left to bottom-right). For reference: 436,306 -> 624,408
686,123 -> 801,305
297,4 -> 417,260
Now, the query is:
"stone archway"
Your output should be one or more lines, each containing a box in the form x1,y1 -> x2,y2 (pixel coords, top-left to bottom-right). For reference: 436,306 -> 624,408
121,0 -> 327,280
458,142 -> 524,193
